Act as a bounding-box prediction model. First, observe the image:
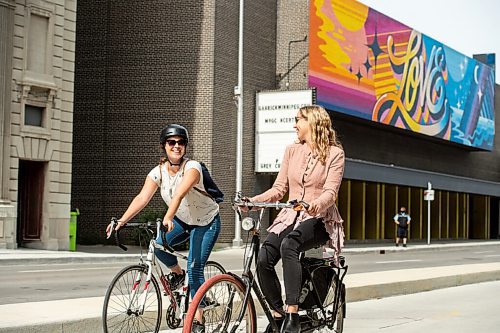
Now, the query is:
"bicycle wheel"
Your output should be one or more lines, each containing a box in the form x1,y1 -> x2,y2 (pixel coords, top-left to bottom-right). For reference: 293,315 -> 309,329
324,279 -> 345,333
103,264 -> 162,333
166,260 -> 226,329
204,260 -> 226,278
183,274 -> 257,333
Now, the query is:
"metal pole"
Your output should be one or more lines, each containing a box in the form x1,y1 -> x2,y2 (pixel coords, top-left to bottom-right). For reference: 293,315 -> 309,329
233,0 -> 244,248
286,36 -> 307,89
427,182 -> 432,245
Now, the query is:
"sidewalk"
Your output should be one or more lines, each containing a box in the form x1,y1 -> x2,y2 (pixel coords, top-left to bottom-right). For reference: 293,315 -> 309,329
1,240 -> 500,332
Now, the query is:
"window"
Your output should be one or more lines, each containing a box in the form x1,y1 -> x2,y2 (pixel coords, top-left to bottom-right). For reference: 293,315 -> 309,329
24,105 -> 44,127
27,14 -> 49,74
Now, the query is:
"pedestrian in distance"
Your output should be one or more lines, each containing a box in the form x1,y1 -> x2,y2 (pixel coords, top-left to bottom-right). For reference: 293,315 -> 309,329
394,206 -> 411,247
105,124 -> 220,333
243,105 -> 345,333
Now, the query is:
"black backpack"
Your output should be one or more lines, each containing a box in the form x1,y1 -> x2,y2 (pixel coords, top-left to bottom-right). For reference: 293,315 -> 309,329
182,160 -> 224,203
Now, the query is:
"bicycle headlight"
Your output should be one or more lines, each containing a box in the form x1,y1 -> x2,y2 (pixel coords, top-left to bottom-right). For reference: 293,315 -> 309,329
241,217 -> 255,231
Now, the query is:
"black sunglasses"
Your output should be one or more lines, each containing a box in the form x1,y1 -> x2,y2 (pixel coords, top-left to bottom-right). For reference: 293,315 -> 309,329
165,139 -> 187,147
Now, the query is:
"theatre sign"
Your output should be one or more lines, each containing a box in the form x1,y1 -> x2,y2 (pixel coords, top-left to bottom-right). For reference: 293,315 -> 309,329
255,89 -> 315,172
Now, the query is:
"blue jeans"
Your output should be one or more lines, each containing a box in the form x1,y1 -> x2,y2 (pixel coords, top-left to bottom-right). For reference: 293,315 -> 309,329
155,214 -> 221,298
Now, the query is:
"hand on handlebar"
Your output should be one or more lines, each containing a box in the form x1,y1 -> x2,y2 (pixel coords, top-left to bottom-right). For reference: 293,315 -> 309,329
106,218 -> 125,239
238,196 -> 253,212
306,201 -> 319,215
162,218 -> 175,233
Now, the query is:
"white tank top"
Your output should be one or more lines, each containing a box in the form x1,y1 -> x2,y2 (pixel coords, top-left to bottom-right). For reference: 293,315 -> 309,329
148,160 -> 219,226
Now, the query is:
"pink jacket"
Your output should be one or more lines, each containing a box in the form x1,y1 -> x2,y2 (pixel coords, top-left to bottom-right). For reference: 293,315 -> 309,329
252,142 -> 345,255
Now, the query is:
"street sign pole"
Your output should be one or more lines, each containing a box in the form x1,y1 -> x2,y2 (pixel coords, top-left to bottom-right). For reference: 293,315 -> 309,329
426,182 -> 433,245
427,191 -> 431,245
233,0 -> 244,248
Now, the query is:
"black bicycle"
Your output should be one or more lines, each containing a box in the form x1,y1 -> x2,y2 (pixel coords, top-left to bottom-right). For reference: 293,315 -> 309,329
103,218 -> 226,333
183,194 -> 347,333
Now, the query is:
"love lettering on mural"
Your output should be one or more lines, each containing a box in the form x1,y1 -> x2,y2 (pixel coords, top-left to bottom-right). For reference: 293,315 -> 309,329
309,0 -> 495,150
372,30 -> 450,139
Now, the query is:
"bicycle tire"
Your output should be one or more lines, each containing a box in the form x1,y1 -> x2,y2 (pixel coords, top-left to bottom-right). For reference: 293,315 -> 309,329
183,273 -> 257,333
103,264 -> 162,333
167,260 -> 226,329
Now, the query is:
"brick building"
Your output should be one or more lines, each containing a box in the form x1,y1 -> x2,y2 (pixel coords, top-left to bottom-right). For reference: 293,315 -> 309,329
72,0 -> 500,246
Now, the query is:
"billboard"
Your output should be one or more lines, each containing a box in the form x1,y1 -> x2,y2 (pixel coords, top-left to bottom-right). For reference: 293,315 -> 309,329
309,0 -> 495,150
255,90 -> 315,172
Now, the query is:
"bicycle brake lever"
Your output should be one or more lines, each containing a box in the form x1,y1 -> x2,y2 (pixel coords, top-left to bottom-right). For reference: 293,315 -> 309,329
160,224 -> 168,252
292,200 -> 309,211
299,201 -> 310,210
107,217 -> 117,239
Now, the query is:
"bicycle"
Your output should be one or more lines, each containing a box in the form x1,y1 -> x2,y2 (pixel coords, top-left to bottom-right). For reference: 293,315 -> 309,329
183,194 -> 348,333
102,217 -> 226,333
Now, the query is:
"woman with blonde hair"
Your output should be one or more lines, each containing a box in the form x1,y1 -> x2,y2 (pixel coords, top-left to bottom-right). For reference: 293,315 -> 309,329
246,105 -> 345,333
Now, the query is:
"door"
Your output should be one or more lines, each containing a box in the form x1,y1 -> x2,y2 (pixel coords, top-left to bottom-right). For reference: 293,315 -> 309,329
17,160 -> 45,244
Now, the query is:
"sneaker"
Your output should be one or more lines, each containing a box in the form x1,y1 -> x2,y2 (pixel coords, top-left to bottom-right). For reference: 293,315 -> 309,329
192,319 -> 205,333
403,244 -> 407,247
166,270 -> 186,290
395,243 -> 399,247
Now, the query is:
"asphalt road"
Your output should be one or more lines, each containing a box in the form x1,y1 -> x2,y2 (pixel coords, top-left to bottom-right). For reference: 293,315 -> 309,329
1,244 -> 499,305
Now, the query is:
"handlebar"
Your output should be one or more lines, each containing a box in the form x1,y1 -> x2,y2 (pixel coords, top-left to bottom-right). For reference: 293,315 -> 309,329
233,192 -> 310,212
107,217 -> 177,253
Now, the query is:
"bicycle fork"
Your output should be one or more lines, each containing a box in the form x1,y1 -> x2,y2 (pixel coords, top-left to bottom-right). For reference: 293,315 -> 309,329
130,245 -> 157,316
122,262 -> 153,316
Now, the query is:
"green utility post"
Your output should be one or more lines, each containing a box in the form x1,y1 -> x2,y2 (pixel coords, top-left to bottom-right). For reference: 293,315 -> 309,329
69,209 -> 80,251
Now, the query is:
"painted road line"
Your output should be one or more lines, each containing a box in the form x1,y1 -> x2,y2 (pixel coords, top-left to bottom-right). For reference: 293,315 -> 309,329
375,259 -> 423,264
18,266 -> 124,273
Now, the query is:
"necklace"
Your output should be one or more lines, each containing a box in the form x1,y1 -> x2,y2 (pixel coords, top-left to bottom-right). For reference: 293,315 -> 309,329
167,165 -> 182,198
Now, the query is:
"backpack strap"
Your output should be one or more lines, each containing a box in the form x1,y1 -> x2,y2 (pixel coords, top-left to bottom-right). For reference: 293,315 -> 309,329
181,158 -> 214,200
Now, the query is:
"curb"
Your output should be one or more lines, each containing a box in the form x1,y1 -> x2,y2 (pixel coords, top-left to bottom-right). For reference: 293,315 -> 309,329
0,318 -> 102,333
346,269 -> 500,302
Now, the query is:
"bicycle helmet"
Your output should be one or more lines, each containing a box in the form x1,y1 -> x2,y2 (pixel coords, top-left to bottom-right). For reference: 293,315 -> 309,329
160,124 -> 189,145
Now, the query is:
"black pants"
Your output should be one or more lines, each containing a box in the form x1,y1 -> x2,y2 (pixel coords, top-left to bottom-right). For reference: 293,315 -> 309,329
256,218 -> 330,312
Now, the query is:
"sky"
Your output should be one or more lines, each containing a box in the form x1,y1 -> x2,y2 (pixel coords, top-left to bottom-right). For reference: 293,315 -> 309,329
359,0 -> 500,84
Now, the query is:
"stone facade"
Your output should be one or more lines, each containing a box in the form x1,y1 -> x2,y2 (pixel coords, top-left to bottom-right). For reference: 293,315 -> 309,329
0,0 -> 76,249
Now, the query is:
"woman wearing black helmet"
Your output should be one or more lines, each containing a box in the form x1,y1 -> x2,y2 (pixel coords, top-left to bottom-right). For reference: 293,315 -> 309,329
107,124 -> 220,332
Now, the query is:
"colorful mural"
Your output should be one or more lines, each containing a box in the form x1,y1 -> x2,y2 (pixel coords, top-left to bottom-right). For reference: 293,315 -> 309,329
309,0 -> 495,150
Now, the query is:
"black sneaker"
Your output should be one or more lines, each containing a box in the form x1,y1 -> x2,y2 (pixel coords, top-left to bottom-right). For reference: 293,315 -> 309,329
403,244 -> 407,247
166,270 -> 186,290
192,319 -> 205,333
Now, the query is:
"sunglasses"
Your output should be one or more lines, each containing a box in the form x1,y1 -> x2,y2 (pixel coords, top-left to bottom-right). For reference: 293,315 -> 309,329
165,139 -> 187,147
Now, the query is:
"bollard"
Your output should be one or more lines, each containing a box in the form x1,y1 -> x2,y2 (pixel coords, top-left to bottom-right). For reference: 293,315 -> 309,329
69,208 -> 80,251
